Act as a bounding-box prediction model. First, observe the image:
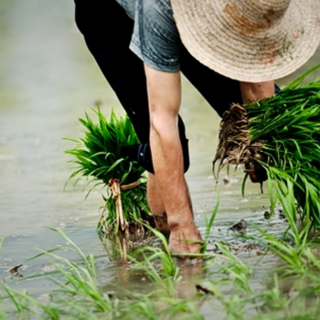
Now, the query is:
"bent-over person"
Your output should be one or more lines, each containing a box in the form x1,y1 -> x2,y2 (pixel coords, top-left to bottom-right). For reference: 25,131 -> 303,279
74,0 -> 320,257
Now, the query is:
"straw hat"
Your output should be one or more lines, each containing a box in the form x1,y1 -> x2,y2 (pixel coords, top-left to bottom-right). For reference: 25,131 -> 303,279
171,0 -> 320,82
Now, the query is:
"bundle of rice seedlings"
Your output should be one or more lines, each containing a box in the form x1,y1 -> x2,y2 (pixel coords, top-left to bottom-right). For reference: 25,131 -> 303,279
65,108 -> 153,237
213,67 -> 320,232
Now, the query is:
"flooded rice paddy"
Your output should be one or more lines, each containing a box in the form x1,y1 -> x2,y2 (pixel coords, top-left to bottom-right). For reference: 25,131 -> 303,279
1,1 -> 320,319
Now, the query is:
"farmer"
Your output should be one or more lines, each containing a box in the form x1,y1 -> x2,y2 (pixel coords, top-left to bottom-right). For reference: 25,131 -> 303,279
74,0 -> 320,257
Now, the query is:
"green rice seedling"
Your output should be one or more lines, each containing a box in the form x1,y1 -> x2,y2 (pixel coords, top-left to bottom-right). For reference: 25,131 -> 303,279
251,268 -> 320,320
229,182 -> 320,319
0,310 -> 8,320
123,223 -> 211,312
114,290 -> 204,320
213,66 -> 320,232
201,196 -> 220,254
4,227 -> 115,320
2,228 -> 205,320
244,181 -> 320,292
64,109 -> 152,236
126,226 -> 180,291
2,285 -> 62,320
202,240 -> 320,320
5,226 -> 320,320
203,242 -> 252,295
119,229 -> 207,319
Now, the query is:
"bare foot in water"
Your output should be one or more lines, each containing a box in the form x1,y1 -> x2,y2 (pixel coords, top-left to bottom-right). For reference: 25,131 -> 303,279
168,222 -> 203,259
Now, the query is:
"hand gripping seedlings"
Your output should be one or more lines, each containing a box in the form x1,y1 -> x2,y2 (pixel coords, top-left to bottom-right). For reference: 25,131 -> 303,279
213,67 -> 320,232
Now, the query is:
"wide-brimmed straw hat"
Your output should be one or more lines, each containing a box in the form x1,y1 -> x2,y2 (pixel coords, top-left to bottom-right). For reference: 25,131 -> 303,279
171,0 -> 320,82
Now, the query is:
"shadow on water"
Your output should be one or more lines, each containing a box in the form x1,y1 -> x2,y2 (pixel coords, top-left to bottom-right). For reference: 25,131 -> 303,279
1,0 -> 320,317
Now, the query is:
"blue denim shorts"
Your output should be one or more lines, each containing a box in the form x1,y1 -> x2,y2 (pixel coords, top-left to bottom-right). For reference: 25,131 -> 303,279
115,0 -> 181,72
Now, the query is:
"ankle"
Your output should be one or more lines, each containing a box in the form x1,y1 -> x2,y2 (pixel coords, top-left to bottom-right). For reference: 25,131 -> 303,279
152,212 -> 170,236
168,217 -> 197,232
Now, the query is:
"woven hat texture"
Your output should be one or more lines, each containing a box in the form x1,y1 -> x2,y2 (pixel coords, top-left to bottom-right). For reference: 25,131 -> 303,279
171,0 -> 320,81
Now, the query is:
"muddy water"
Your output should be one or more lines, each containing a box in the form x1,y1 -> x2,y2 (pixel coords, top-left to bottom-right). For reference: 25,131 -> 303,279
0,0 -> 320,308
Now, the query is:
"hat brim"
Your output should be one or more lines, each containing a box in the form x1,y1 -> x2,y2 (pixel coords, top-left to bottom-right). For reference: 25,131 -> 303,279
171,0 -> 320,82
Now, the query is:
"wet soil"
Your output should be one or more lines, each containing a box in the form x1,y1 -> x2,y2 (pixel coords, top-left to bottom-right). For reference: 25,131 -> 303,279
0,0 -> 320,316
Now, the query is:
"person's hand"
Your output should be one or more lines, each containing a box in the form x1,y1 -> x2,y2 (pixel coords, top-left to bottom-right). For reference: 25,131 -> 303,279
245,153 -> 268,184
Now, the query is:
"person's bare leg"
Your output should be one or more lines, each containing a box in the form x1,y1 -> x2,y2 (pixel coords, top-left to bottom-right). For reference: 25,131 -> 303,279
144,64 -> 202,257
147,173 -> 170,236
147,173 -> 194,238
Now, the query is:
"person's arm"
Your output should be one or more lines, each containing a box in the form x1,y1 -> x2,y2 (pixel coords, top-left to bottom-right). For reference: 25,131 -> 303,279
240,81 -> 274,103
144,64 -> 202,257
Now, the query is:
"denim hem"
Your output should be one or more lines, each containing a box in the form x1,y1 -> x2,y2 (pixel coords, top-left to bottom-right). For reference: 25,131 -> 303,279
130,40 -> 180,73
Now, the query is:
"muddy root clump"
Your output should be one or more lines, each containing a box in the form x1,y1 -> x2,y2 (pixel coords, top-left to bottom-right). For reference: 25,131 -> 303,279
212,103 -> 265,183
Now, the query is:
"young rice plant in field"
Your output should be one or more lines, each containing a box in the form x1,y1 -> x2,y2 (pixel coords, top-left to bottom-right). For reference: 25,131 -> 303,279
64,109 -> 152,235
213,66 -> 320,233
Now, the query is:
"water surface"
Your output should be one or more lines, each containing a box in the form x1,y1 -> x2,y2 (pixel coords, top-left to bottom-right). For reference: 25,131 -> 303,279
0,0 -> 319,310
